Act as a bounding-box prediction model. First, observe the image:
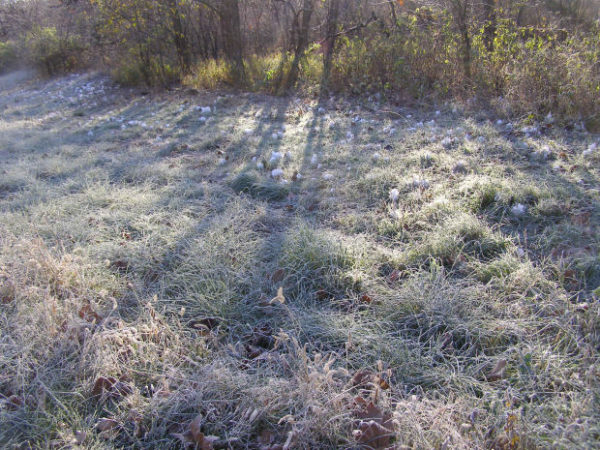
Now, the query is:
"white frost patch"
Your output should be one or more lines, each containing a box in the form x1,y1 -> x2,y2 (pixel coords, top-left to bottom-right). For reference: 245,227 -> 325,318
269,151 -> 283,165
441,137 -> 454,149
583,142 -> 597,157
389,188 -> 400,202
271,168 -> 284,178
511,203 -> 527,216
411,176 -> 430,190
452,160 -> 468,174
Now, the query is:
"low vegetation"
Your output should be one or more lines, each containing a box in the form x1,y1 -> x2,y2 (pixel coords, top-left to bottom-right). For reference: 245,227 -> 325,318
1,1 -> 600,124
0,71 -> 599,449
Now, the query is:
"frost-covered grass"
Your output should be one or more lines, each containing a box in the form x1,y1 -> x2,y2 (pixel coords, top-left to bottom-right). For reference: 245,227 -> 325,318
1,71 -> 599,449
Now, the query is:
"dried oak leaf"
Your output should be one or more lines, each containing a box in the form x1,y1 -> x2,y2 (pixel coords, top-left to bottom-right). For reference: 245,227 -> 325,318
271,268 -> 286,283
96,418 -> 120,441
359,294 -> 373,304
387,270 -> 400,284
172,414 -> 219,449
353,420 -> 394,449
350,369 -> 390,390
315,289 -> 333,300
352,398 -> 394,449
96,418 -> 119,432
91,376 -> 133,400
189,317 -> 221,335
78,304 -> 102,323
486,359 -> 507,382
351,369 -> 376,388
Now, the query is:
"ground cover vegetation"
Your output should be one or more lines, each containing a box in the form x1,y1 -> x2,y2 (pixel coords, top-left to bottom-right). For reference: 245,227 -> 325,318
1,0 -> 600,449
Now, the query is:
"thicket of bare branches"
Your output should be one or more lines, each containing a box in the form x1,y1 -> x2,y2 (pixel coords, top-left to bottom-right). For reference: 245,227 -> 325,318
1,0 -> 599,120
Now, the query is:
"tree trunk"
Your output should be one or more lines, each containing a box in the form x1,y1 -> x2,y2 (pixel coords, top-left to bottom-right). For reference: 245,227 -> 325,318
450,0 -> 472,82
219,0 -> 245,85
482,0 -> 496,52
321,0 -> 340,94
167,0 -> 192,73
285,0 -> 314,91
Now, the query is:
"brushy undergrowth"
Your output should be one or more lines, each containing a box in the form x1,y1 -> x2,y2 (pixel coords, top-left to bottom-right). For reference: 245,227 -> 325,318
182,18 -> 600,123
1,71 -> 599,449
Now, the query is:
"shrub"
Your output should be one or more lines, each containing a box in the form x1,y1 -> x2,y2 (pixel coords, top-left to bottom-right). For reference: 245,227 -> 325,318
0,41 -> 18,74
25,27 -> 86,76
112,52 -> 179,87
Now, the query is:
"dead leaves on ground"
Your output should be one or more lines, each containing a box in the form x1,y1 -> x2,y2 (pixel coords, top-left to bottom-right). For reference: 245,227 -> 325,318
189,316 -> 221,335
242,324 -> 278,363
352,397 -> 395,449
270,286 -> 286,304
172,414 -> 219,449
270,268 -> 286,283
91,376 -> 133,402
351,360 -> 392,393
78,303 -> 102,323
0,277 -> 15,304
359,293 -> 373,304
351,369 -> 391,391
485,359 -> 508,382
96,417 -> 120,440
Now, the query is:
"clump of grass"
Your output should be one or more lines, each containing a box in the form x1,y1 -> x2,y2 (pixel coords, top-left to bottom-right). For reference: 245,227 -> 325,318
472,253 -> 522,283
277,225 -> 367,299
230,171 -> 289,201
468,182 -> 500,212
405,213 -> 510,267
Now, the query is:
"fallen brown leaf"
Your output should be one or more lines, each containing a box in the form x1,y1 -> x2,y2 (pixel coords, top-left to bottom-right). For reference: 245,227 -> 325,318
189,317 -> 221,334
271,268 -> 286,283
96,418 -> 119,432
172,414 -> 219,449
78,304 -> 102,323
359,294 -> 373,304
91,376 -> 133,400
387,270 -> 400,284
351,369 -> 375,388
352,398 -> 394,449
315,289 -> 332,300
352,420 -> 393,449
486,359 -> 507,382
270,287 -> 285,304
